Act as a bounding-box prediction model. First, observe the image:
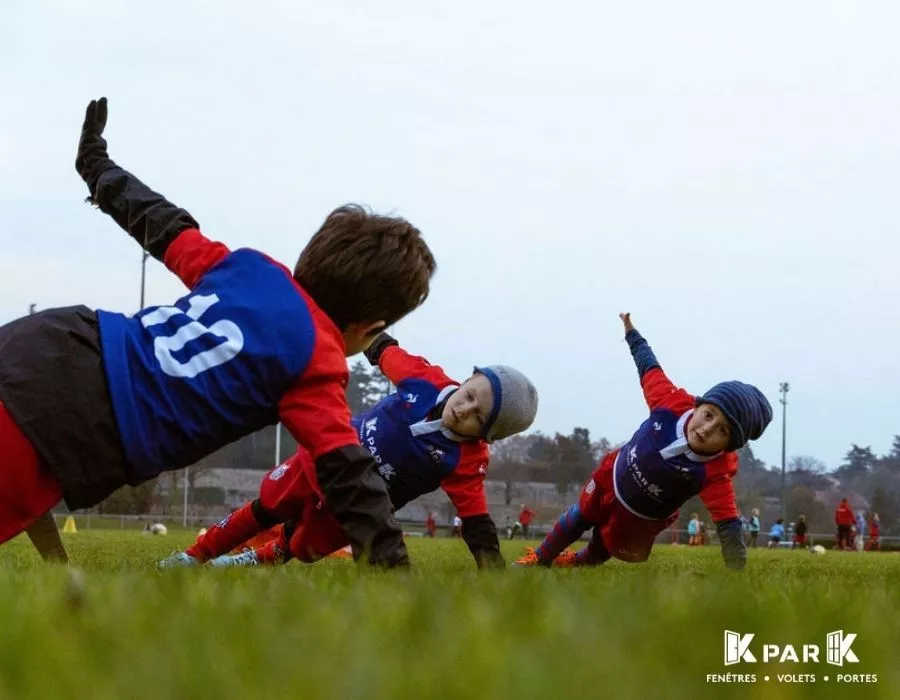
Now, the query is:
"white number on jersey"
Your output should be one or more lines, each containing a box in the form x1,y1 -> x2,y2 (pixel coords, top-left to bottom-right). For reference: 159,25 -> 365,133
140,293 -> 244,379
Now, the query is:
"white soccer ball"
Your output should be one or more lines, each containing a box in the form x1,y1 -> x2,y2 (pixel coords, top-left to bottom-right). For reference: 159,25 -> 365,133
197,527 -> 208,537
810,544 -> 826,555
149,523 -> 169,536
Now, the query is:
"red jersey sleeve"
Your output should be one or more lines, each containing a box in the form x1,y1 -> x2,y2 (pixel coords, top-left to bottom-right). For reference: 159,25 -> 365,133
640,367 -> 696,413
440,444 -> 490,518
278,376 -> 359,459
277,313 -> 359,459
698,453 -> 740,522
379,345 -> 457,393
162,228 -> 231,290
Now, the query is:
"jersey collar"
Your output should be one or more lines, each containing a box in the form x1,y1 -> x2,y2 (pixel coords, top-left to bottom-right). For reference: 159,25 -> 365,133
658,409 -> 721,462
411,385 -> 471,442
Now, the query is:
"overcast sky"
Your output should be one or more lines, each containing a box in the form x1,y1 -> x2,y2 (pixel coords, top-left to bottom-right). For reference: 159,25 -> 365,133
2,1 -> 898,470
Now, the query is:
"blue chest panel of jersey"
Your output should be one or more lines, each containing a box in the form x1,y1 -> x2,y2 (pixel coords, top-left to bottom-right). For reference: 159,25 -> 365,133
353,389 -> 463,509
98,249 -> 316,480
613,410 -> 708,520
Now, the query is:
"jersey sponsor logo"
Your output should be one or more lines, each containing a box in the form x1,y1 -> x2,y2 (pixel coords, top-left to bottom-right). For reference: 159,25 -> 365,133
627,461 -> 664,500
269,463 -> 290,481
378,463 -> 396,481
361,416 -> 392,476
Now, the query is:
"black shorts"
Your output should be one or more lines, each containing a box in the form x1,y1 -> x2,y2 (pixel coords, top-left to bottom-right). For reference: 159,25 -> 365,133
0,306 -> 129,509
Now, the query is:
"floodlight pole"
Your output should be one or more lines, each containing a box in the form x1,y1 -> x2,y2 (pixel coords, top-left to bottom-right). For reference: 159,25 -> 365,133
779,382 -> 790,519
274,424 -> 283,466
182,467 -> 190,528
139,249 -> 149,309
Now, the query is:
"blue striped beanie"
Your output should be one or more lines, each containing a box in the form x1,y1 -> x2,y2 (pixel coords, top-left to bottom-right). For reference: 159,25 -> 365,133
697,381 -> 773,451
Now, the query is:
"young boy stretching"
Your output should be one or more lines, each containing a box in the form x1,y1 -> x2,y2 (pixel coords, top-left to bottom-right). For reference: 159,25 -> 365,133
515,313 -> 771,570
159,333 -> 538,569
0,98 -> 436,568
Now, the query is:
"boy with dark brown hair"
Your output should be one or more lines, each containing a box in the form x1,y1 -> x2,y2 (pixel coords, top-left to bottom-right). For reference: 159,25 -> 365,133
0,97 -> 436,568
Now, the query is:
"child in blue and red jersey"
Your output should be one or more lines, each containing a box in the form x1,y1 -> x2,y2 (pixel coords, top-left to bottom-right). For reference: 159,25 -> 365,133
159,333 -> 539,569
515,313 -> 772,570
0,98 -> 437,568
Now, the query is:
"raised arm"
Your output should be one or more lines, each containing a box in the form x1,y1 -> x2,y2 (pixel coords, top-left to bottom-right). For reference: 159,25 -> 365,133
620,313 -> 692,412
621,313 -> 661,379
75,97 -> 207,271
363,332 -> 455,393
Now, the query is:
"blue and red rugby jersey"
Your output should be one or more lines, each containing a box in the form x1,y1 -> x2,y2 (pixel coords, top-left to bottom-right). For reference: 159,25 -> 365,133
611,330 -> 740,524
354,345 -> 491,518
97,227 -> 358,483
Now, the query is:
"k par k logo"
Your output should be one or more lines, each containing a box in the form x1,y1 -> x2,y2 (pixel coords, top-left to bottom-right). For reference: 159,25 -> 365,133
724,631 -> 859,667
826,631 -> 860,666
724,632 -> 756,665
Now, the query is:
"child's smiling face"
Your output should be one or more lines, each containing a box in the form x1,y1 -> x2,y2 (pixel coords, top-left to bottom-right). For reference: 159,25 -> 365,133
686,403 -> 731,454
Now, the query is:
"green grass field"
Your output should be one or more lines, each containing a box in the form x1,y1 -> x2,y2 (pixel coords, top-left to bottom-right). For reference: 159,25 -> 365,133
1,533 -> 897,700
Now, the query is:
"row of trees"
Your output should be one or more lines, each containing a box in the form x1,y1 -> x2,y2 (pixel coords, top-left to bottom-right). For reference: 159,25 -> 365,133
90,360 -> 900,536
724,439 -> 900,535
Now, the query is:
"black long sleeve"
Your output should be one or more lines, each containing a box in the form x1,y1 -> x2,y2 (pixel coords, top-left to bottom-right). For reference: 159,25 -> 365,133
461,514 -> 505,569
90,165 -> 200,261
363,332 -> 399,367
75,97 -> 198,261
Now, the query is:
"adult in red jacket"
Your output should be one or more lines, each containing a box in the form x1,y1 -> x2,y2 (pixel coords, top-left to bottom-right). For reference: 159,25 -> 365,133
834,498 -> 855,550
509,505 -> 536,540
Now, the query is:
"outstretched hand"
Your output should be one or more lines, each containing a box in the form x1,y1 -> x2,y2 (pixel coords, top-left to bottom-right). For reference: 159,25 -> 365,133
75,97 -> 111,189
619,312 -> 635,333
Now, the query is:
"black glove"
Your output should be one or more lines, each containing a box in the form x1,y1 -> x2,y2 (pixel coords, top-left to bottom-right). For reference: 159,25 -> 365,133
73,97 -> 199,261
716,518 -> 747,570
315,445 -> 409,568
461,514 -> 505,569
75,97 -> 117,199
363,332 -> 399,367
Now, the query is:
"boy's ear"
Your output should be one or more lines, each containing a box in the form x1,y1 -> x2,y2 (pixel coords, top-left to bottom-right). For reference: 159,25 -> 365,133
347,320 -> 386,340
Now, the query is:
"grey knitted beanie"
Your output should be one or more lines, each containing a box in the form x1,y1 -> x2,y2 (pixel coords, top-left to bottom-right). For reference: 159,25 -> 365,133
473,365 -> 539,442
